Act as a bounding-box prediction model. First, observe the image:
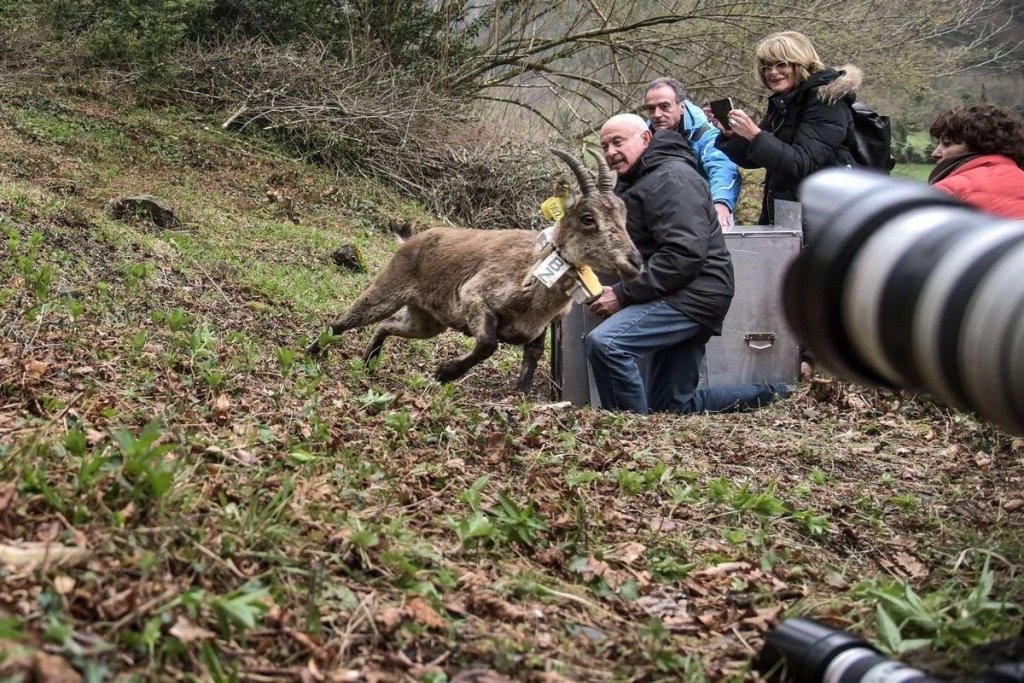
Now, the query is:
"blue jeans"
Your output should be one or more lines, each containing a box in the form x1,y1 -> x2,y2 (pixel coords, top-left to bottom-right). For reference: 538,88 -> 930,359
585,299 -> 786,414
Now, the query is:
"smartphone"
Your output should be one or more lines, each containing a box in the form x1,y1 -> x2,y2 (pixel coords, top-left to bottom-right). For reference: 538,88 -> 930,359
710,98 -> 735,129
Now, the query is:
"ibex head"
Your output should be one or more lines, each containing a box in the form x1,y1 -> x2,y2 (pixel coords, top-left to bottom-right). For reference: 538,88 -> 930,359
550,149 -> 642,280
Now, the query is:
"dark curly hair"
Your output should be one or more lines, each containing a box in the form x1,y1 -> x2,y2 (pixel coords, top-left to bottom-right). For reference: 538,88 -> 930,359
930,105 -> 1024,167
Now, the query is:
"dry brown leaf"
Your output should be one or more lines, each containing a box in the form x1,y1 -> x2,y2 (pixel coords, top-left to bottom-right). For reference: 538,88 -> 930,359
53,575 -> 75,595
647,516 -> 679,532
213,394 -> 231,424
466,591 -> 529,622
740,604 -> 784,630
376,607 -> 403,632
894,551 -> 928,579
451,670 -> 515,683
404,597 -> 446,630
636,592 -> 696,632
85,429 -> 105,446
1003,499 -> 1024,512
0,483 -> 15,514
33,652 -> 83,683
824,571 -> 849,589
612,541 -> 647,566
696,610 -> 724,629
692,561 -> 751,578
580,556 -> 610,581
0,542 -> 91,571
98,586 -> 137,620
168,615 -> 216,643
288,629 -> 327,660
307,658 -> 325,682
23,360 -> 49,379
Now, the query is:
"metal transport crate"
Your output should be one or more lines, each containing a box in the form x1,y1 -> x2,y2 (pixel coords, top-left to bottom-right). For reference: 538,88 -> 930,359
550,222 -> 803,407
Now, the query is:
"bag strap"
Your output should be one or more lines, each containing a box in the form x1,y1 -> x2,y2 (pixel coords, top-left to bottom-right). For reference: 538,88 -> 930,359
690,122 -> 714,142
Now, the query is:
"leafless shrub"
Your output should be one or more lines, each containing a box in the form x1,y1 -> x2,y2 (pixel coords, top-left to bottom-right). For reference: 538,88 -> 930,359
160,38 -> 557,229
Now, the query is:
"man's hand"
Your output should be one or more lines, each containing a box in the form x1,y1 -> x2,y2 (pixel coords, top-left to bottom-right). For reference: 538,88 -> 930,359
714,203 -> 734,231
588,286 -> 622,318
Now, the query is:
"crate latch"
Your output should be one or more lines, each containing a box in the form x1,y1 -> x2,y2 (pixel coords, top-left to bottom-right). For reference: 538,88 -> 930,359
744,332 -> 776,350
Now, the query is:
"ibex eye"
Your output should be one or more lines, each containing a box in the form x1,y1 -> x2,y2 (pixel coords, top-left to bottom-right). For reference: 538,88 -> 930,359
581,213 -> 596,225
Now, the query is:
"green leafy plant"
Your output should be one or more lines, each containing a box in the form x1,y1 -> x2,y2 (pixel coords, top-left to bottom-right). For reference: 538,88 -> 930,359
356,389 -> 395,413
638,618 -> 705,677
275,346 -> 296,376
210,582 -> 271,640
165,308 -> 190,332
452,511 -> 496,548
859,557 -> 1021,654
384,409 -> 413,437
112,420 -> 176,503
492,492 -> 548,546
457,475 -> 490,512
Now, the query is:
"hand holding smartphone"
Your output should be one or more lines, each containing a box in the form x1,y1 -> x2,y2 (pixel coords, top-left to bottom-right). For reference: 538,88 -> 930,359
709,97 -> 735,130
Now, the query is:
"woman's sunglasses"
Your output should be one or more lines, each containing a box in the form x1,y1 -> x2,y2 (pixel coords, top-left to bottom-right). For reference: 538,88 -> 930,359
759,61 -> 794,74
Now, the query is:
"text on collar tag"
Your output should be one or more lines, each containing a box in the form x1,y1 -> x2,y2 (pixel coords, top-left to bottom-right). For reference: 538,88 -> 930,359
532,250 -> 572,288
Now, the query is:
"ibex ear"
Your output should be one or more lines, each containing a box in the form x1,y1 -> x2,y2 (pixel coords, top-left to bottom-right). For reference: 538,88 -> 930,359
587,148 -> 617,194
550,148 -> 597,197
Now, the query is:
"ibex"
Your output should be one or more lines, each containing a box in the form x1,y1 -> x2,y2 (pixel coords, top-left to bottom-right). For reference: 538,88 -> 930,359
306,149 -> 642,393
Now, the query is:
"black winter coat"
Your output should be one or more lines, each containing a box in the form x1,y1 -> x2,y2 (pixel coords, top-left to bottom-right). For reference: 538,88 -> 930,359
610,130 -> 734,334
717,67 -> 859,225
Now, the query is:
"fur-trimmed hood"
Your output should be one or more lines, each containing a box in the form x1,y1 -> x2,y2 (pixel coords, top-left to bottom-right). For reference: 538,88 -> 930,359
817,64 -> 862,104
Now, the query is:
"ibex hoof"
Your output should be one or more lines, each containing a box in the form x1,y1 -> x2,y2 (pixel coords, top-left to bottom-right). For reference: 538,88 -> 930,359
435,364 -> 462,384
306,341 -> 326,359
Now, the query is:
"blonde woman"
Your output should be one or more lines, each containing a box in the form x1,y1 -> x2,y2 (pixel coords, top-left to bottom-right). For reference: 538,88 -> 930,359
709,31 -> 861,225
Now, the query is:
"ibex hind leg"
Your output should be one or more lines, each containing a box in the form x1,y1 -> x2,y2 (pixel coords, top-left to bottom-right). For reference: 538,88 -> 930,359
362,306 -> 446,365
514,330 -> 546,394
306,285 -> 406,357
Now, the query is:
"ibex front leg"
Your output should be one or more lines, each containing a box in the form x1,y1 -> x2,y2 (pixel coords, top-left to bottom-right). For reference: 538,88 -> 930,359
515,330 -> 546,394
435,307 -> 498,384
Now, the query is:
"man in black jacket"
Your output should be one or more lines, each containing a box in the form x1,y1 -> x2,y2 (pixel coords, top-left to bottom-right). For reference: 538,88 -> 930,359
585,113 -> 790,414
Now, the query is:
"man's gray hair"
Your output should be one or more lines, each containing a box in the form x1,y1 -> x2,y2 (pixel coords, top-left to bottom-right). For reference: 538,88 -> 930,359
603,113 -> 649,135
646,77 -> 689,103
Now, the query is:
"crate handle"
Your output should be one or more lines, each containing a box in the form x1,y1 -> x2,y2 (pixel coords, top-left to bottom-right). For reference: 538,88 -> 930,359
744,332 -> 776,350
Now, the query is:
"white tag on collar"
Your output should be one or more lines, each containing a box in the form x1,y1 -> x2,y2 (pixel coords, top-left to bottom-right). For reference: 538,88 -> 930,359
532,250 -> 572,288
534,226 -> 555,251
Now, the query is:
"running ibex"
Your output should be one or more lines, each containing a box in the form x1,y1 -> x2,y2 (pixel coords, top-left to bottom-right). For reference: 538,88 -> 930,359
306,149 -> 642,393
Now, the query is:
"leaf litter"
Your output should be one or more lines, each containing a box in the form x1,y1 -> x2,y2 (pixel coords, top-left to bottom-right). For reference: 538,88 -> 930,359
0,79 -> 1021,682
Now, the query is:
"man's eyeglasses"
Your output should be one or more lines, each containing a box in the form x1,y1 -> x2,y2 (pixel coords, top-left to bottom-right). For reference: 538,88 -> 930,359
759,61 -> 794,74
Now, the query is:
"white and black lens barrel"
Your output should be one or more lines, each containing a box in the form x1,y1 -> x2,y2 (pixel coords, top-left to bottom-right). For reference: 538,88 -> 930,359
787,169 -> 1024,435
757,618 -> 941,682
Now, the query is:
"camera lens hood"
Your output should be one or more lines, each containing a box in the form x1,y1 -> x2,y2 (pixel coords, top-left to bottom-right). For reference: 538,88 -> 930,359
791,170 -> 962,387
788,169 -> 1024,434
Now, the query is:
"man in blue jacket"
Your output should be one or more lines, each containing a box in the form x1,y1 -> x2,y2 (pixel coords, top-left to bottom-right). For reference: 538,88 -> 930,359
585,113 -> 789,414
644,77 -> 741,230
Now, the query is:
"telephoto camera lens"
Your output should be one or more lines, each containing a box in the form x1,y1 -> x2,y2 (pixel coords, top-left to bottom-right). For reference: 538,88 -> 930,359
757,617 -> 941,682
785,169 -> 1024,435
758,618 -> 1024,682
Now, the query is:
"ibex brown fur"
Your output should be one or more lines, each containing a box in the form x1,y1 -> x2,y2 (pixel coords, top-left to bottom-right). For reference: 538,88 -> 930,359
306,149 -> 641,393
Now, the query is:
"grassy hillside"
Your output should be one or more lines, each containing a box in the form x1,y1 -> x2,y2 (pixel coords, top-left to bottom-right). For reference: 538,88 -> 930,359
1,78 -> 1022,682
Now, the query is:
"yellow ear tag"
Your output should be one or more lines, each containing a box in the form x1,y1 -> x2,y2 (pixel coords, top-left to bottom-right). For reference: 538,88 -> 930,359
540,196 -> 566,222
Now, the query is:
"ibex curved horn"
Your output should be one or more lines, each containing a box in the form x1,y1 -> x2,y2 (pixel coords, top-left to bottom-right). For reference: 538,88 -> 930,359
550,148 -> 597,197
589,148 -> 616,194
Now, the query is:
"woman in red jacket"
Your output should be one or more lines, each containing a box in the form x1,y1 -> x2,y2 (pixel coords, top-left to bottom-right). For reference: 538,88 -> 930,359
929,105 -> 1024,219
